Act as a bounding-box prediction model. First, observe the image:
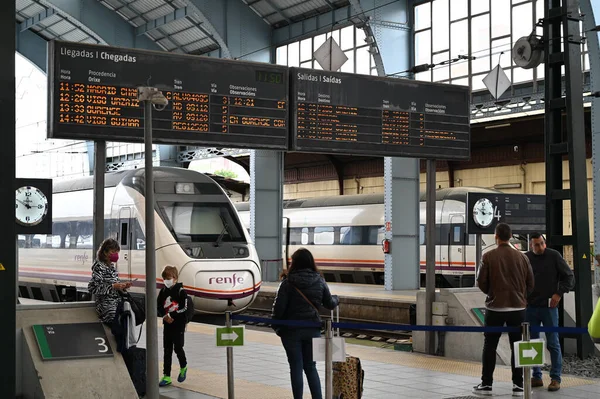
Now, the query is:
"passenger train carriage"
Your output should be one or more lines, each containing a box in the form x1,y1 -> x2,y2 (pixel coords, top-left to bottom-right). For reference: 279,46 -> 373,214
236,187 -> 527,287
17,167 -> 261,313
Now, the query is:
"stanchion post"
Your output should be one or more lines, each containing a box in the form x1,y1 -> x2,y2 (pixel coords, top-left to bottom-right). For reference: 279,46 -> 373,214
226,311 -> 235,399
522,322 -> 531,399
325,318 -> 333,399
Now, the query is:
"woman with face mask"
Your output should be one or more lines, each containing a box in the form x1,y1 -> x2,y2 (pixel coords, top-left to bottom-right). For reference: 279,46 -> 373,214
88,238 -> 131,324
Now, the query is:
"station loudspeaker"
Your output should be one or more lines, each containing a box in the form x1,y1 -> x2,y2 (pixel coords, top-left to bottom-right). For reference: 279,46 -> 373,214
513,35 -> 544,69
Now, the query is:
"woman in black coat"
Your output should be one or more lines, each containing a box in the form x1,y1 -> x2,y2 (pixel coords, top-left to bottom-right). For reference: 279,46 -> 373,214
272,248 -> 339,399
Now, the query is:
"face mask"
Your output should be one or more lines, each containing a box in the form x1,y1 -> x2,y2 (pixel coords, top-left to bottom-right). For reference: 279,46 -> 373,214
164,279 -> 174,289
109,252 -> 119,263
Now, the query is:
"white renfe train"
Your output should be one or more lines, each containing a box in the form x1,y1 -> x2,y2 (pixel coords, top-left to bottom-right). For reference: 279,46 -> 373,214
17,167 -> 261,314
236,187 -> 528,287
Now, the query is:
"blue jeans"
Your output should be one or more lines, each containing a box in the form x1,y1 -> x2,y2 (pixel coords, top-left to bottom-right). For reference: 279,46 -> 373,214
280,328 -> 322,399
526,307 -> 562,382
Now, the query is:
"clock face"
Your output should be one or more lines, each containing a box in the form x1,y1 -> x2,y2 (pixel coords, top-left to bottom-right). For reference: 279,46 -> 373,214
15,186 -> 49,226
473,198 -> 495,228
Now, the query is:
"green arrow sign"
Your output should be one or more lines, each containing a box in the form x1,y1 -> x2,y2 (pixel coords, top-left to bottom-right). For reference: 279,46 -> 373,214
514,339 -> 545,367
216,326 -> 245,347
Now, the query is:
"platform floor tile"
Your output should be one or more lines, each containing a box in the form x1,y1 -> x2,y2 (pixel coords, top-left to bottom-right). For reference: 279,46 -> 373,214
136,322 -> 600,399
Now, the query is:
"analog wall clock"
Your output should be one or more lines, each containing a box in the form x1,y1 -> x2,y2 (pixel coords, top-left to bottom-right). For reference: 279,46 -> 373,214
15,186 -> 49,226
473,197 -> 495,228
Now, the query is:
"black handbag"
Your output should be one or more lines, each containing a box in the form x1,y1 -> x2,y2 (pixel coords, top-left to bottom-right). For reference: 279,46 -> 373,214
123,292 -> 146,326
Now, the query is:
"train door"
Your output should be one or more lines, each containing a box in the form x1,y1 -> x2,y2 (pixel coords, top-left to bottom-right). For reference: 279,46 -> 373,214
282,217 -> 290,269
117,207 -> 133,280
448,214 -> 466,273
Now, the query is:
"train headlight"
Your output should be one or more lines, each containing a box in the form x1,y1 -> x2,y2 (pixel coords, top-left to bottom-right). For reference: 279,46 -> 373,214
176,183 -> 194,194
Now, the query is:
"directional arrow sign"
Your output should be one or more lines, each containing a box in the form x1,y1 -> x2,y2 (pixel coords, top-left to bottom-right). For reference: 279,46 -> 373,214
312,337 -> 346,362
514,339 -> 545,367
216,326 -> 245,347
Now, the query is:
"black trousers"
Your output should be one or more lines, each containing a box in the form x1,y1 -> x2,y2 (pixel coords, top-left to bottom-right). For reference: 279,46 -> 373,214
481,309 -> 525,386
163,325 -> 187,376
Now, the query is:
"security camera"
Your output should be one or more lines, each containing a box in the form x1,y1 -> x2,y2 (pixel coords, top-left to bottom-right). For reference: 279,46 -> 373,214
514,145 -> 519,152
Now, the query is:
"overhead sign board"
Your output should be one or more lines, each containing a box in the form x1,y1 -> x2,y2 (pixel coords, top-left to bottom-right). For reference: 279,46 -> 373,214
47,41 -> 289,150
467,192 -> 546,235
216,326 -> 245,347
514,339 -> 545,367
32,323 -> 113,360
290,67 -> 471,159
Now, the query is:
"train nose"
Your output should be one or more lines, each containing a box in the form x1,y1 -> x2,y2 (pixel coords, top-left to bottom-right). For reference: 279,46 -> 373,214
188,261 -> 261,313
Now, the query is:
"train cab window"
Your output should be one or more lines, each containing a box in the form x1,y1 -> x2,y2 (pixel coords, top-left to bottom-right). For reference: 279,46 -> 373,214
453,226 -> 462,244
314,227 -> 334,245
340,227 -> 363,245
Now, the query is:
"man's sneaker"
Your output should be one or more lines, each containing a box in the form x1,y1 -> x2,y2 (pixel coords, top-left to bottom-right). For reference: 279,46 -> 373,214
548,380 -> 561,391
512,384 -> 524,397
177,366 -> 188,383
472,383 -> 493,396
159,376 -> 172,387
531,378 -> 544,387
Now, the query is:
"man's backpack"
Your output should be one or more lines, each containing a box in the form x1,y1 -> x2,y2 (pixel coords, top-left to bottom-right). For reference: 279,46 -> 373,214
179,287 -> 195,323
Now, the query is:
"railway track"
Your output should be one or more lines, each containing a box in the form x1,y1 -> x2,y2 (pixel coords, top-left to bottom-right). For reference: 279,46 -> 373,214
241,307 -> 413,345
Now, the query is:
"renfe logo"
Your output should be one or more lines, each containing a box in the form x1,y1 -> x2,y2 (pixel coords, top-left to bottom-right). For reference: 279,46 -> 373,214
209,274 -> 245,288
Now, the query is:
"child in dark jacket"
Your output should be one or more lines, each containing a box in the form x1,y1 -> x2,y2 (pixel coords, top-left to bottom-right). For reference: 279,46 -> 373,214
157,265 -> 188,387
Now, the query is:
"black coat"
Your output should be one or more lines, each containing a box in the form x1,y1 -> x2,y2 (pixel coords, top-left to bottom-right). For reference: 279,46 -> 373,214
157,282 -> 187,328
271,269 -> 339,330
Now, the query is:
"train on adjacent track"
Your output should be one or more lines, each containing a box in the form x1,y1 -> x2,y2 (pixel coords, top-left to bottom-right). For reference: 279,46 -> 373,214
236,187 -> 528,287
17,167 -> 261,314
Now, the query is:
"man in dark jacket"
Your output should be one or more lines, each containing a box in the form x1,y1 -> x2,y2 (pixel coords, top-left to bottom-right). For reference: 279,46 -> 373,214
526,233 -> 575,392
473,223 -> 535,397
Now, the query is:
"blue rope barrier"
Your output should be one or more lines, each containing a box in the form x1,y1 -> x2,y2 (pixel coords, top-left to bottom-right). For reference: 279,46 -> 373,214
231,314 -> 589,335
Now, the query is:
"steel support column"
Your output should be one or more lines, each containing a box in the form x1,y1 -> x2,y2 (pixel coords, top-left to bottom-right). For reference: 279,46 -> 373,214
250,150 -> 284,282
93,141 -> 106,252
544,0 -> 594,359
383,157 -> 420,290
0,2 -> 16,397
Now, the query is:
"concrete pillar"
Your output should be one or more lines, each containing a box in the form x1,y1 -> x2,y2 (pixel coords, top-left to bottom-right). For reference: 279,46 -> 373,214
250,150 -> 284,282
384,157 -> 420,290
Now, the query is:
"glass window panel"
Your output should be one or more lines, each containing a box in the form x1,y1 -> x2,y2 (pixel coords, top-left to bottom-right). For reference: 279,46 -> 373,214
415,2 -> 431,30
415,30 -> 431,66
491,38 -> 512,68
452,77 -> 469,86
433,51 -> 450,81
472,73 -> 487,91
288,41 -> 299,67
472,53 -> 490,74
371,68 -> 378,76
537,64 -> 544,80
300,38 -> 312,61
314,227 -> 334,245
451,21 -> 469,78
451,0 -> 468,20
584,53 -> 590,71
313,34 -> 326,51
471,0 -> 489,14
419,225 -> 425,245
341,25 -> 354,50
370,54 -> 376,69
355,26 -> 366,44
416,70 -> 431,82
432,0 -> 449,52
340,227 -> 363,245
300,61 -> 312,68
535,0 -> 544,21
313,61 -> 323,70
341,50 -> 354,73
326,30 -> 340,47
276,46 -> 287,65
513,66 -> 533,83
471,15 -> 490,53
301,227 -> 308,245
512,3 -> 533,41
491,0 -> 510,38
356,46 -> 371,75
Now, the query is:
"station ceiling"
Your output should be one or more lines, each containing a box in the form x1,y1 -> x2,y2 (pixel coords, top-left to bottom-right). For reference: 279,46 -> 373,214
16,0 -> 350,55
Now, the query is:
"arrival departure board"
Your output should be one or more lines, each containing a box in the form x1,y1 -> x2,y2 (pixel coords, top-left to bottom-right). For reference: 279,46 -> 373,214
48,41 -> 289,149
291,68 -> 471,159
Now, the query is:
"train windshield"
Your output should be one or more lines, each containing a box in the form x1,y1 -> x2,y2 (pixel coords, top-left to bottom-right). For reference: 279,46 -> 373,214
159,202 -> 246,243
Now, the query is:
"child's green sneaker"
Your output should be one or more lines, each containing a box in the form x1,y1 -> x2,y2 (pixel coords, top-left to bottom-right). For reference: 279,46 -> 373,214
159,376 -> 172,387
177,366 -> 188,383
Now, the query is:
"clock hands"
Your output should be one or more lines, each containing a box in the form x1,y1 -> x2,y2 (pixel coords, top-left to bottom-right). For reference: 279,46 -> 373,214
16,199 -> 31,209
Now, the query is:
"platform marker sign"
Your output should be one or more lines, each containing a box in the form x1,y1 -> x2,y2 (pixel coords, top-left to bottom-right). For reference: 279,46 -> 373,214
312,337 -> 346,362
514,339 -> 545,367
216,326 -> 245,347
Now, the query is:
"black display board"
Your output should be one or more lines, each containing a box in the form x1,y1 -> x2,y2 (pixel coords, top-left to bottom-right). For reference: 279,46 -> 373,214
47,41 -> 289,149
467,192 -> 546,234
290,68 -> 471,159
32,323 -> 113,360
